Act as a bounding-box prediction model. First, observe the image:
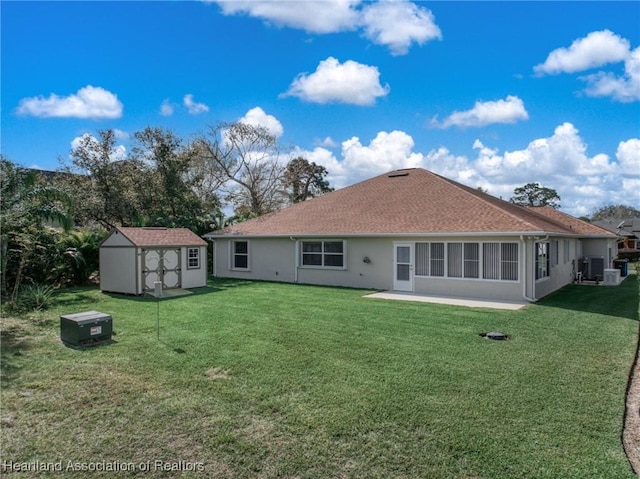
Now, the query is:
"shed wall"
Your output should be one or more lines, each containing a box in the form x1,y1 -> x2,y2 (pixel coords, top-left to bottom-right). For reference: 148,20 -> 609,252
99,247 -> 137,294
181,245 -> 208,289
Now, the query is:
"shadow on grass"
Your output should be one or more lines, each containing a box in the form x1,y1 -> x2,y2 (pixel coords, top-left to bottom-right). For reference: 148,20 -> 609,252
0,321 -> 31,385
537,274 -> 639,321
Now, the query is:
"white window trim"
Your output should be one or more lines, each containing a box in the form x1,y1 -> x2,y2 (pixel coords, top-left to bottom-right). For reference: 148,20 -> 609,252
230,240 -> 250,271
187,247 -> 201,270
299,240 -> 347,270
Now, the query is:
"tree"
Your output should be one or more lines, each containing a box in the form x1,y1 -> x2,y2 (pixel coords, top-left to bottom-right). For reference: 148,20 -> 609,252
0,157 -> 73,297
132,127 -> 217,231
193,122 -> 286,216
283,157 -> 333,204
64,129 -> 143,227
510,183 -> 560,208
590,204 -> 640,222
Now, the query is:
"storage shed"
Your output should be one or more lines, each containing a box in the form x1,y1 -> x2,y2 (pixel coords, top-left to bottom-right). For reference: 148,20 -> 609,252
99,227 -> 208,295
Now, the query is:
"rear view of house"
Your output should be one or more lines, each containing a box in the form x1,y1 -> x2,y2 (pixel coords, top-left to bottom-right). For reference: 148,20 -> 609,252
100,227 -> 207,295
205,168 -> 616,303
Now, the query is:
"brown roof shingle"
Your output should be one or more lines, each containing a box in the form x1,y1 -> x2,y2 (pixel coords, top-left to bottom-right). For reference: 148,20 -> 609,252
207,168 -> 614,237
116,227 -> 207,246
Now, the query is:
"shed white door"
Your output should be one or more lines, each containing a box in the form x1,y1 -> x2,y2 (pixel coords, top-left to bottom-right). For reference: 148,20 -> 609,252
394,243 -> 414,292
142,248 -> 182,292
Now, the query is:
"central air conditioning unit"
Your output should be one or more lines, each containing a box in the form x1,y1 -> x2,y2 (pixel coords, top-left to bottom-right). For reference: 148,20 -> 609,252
603,269 -> 621,286
581,256 -> 605,280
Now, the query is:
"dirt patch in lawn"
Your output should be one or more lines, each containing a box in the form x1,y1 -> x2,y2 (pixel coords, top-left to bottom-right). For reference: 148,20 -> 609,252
205,367 -> 229,380
624,335 -> 640,476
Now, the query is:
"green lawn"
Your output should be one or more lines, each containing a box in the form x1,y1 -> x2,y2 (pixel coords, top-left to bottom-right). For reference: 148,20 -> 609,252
2,276 -> 639,478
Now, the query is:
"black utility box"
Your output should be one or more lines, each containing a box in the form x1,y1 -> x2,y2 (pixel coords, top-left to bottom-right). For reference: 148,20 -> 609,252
60,311 -> 112,346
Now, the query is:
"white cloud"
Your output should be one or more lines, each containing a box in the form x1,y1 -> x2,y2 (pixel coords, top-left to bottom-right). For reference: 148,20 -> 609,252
70,133 -> 127,163
183,94 -> 209,114
213,0 -> 440,55
283,57 -> 389,105
300,124 -> 634,217
581,47 -> 640,102
435,95 -> 529,128
16,85 -> 123,119
238,107 -> 284,138
315,136 -> 338,148
361,0 -> 441,55
213,0 -> 361,34
113,129 -> 130,140
534,30 -> 630,75
160,99 -> 175,116
616,138 -> 640,174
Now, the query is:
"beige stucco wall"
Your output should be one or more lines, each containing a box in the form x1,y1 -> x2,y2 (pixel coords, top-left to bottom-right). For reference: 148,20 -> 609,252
213,235 -> 535,302
534,237 -> 577,300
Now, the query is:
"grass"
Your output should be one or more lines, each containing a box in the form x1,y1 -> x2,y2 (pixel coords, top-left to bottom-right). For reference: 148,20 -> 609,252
1,275 -> 639,478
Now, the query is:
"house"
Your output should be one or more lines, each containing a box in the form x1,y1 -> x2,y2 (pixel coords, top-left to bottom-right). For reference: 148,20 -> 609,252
593,218 -> 640,260
100,227 -> 207,295
204,168 -> 616,302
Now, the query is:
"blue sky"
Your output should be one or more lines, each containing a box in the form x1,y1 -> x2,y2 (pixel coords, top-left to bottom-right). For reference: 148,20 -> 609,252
2,1 -> 639,216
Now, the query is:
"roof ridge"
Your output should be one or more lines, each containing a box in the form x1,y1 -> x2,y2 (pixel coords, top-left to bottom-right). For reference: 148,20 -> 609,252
431,171 -> 569,233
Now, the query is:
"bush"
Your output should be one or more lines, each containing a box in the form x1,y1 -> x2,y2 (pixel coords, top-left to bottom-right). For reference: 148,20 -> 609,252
16,284 -> 56,311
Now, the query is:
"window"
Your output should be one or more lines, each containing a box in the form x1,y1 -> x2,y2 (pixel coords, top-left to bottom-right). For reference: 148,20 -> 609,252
446,243 -> 479,278
501,243 -> 518,281
415,243 -> 448,277
232,240 -> 249,270
464,243 -> 479,278
447,243 -> 463,278
187,247 -> 200,269
430,243 -> 445,277
552,240 -> 559,266
301,241 -> 344,268
535,242 -> 549,280
417,241 -> 518,280
415,243 -> 429,276
483,243 -> 518,281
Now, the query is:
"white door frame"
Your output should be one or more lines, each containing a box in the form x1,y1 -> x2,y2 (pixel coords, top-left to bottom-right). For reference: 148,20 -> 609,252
393,242 -> 414,292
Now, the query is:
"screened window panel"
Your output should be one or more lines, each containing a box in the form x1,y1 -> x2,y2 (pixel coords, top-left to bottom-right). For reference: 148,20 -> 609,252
415,243 -> 429,276
536,242 -> 549,279
397,264 -> 410,281
397,246 -> 411,264
463,243 -> 479,278
234,241 -> 248,254
501,243 -> 518,281
447,243 -> 463,278
430,243 -> 445,276
483,243 -> 500,280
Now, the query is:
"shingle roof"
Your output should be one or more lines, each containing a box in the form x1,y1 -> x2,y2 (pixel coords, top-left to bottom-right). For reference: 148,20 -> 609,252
116,227 -> 207,246
206,168 -> 615,237
528,207 -> 613,236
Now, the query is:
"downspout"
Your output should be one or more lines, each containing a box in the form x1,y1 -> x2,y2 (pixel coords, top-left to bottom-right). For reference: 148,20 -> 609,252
290,237 -> 299,283
521,235 -> 537,302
